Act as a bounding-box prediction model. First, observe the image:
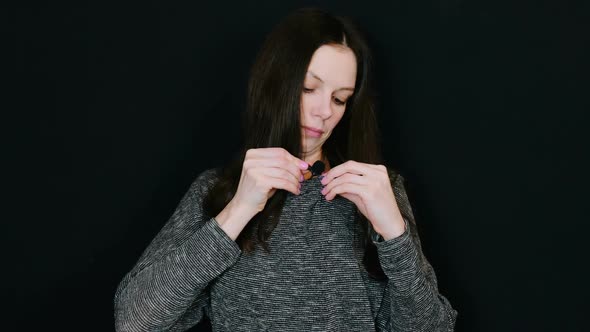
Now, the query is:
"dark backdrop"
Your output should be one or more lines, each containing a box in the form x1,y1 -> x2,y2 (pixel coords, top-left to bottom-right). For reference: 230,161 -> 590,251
8,0 -> 589,331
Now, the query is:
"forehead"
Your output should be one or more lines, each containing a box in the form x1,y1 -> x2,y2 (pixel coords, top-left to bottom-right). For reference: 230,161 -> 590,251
306,44 -> 357,89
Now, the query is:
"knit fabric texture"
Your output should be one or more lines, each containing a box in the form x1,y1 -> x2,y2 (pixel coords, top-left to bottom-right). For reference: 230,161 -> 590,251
114,168 -> 457,331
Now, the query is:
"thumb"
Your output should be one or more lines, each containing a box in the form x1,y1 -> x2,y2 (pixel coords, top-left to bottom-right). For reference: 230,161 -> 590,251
267,188 -> 277,198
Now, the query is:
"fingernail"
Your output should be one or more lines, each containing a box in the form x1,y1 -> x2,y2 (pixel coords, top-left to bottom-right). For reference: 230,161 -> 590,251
300,174 -> 304,182
318,175 -> 324,181
300,161 -> 309,169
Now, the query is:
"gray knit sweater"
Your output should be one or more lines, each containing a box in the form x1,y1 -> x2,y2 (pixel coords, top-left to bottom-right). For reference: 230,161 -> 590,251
114,168 -> 457,331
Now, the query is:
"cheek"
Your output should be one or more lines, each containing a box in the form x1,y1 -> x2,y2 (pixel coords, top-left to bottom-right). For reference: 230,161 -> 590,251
329,111 -> 345,128
300,94 -> 313,115
321,115 -> 342,138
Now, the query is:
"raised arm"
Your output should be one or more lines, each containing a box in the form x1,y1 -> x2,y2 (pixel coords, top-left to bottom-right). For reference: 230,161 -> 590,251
373,171 -> 458,331
113,169 -> 242,331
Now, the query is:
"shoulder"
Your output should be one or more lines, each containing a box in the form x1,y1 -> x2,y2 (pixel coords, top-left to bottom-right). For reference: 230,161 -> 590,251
385,166 -> 413,211
385,166 -> 405,189
195,167 -> 222,185
187,167 -> 222,197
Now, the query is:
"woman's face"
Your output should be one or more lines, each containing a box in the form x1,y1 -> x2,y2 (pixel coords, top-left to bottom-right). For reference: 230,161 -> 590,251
300,44 -> 357,158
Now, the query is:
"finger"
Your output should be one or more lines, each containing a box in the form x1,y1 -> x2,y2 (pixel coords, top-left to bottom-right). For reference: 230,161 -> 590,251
245,156 -> 305,183
268,177 -> 301,195
253,168 -> 301,195
322,160 -> 371,184
263,148 -> 309,176
321,173 -> 366,196
323,182 -> 365,201
253,147 -> 309,171
257,167 -> 301,189
338,192 -> 363,207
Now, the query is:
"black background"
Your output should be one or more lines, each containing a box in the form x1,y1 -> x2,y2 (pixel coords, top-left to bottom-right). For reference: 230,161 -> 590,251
8,0 -> 589,331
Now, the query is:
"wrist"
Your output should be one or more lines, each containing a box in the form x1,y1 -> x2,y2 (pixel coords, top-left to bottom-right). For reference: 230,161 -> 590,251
375,213 -> 406,241
214,199 -> 257,241
380,222 -> 406,241
227,199 -> 259,220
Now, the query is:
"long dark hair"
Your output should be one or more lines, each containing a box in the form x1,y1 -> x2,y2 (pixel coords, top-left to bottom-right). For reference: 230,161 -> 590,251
203,7 -> 389,280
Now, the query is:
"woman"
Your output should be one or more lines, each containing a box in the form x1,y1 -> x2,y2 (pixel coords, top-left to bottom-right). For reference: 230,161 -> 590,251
114,7 -> 457,332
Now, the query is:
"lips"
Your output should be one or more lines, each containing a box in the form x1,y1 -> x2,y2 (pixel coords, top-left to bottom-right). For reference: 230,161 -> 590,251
302,126 -> 324,134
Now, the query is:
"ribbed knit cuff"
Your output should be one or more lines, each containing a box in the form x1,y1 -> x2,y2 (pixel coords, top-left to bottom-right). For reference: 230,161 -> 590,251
181,217 -> 242,283
208,217 -> 242,254
373,218 -> 421,290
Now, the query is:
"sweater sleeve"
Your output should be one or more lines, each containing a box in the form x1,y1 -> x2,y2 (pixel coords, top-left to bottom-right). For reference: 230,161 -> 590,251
372,171 -> 458,332
113,168 -> 242,332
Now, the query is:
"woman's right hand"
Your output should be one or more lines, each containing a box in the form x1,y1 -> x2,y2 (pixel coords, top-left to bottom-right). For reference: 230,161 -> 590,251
232,148 -> 309,214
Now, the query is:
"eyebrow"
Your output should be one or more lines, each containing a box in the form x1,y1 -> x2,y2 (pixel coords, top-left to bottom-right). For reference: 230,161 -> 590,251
307,71 -> 355,92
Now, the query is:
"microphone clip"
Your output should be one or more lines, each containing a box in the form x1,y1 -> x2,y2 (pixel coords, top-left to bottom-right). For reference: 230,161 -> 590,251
308,160 -> 325,178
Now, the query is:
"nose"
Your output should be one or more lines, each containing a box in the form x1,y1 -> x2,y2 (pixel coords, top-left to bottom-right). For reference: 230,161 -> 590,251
312,93 -> 333,120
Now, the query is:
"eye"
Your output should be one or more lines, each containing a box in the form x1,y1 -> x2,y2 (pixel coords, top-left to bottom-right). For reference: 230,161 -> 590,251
333,97 -> 346,106
303,87 -> 314,93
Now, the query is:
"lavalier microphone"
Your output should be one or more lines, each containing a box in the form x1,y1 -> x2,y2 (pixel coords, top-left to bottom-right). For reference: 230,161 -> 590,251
303,160 -> 325,180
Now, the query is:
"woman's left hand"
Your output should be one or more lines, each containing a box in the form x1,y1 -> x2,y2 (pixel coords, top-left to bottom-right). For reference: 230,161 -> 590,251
320,161 -> 406,240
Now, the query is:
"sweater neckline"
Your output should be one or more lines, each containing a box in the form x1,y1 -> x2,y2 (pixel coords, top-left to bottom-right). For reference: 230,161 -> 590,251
299,175 -> 323,195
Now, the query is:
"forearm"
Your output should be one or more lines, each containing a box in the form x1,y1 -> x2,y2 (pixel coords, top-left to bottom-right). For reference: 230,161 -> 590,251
375,220 -> 457,331
114,219 -> 242,331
